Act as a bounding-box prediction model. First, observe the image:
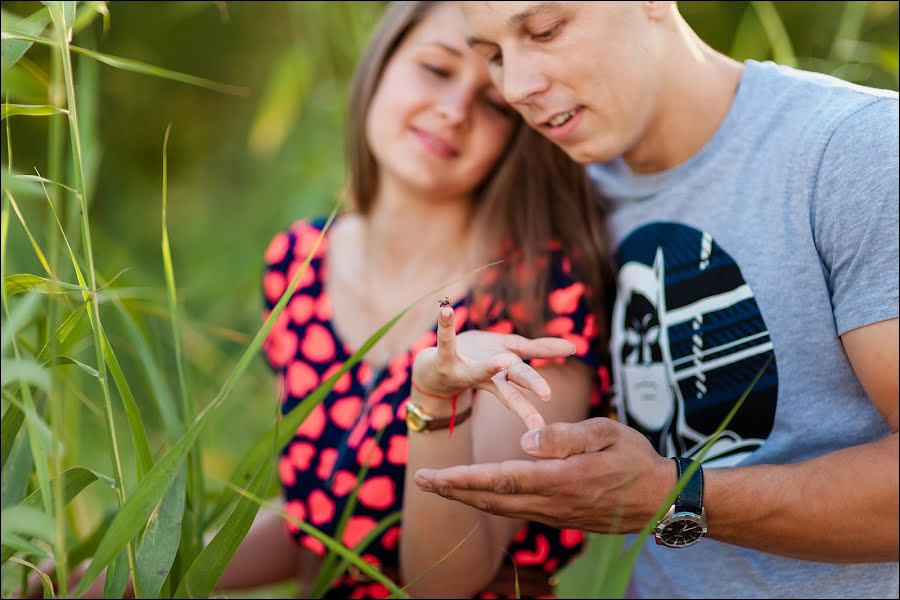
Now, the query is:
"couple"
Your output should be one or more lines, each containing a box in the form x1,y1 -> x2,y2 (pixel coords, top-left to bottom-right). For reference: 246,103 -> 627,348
247,2 -> 898,599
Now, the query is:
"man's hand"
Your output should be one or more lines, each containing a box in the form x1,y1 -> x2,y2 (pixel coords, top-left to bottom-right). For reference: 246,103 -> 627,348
414,417 -> 676,533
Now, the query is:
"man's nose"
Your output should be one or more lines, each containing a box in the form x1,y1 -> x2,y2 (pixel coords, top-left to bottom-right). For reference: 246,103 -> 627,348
501,52 -> 550,106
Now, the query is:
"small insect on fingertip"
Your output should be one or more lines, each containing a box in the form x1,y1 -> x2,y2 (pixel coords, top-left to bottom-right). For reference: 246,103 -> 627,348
439,295 -> 451,307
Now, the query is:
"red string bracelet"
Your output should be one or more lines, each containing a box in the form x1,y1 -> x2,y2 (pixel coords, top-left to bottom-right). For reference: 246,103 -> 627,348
410,379 -> 463,435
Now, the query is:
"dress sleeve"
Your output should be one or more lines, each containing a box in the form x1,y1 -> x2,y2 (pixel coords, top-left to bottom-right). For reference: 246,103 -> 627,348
261,227 -> 297,372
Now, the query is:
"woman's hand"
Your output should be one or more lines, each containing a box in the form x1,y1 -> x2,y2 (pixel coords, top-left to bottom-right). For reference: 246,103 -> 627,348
411,304 -> 576,430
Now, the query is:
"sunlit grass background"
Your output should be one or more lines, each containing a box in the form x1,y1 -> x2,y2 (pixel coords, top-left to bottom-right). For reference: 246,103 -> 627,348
1,1 -> 897,598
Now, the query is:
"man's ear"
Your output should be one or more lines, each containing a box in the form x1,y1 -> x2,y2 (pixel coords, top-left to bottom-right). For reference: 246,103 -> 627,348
643,1 -> 676,21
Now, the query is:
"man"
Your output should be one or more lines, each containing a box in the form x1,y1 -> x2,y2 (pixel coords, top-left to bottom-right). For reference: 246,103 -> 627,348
413,2 -> 899,597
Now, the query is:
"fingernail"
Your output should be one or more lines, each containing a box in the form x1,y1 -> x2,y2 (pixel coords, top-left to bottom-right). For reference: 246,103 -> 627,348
415,475 -> 434,492
521,429 -> 540,453
440,307 -> 452,323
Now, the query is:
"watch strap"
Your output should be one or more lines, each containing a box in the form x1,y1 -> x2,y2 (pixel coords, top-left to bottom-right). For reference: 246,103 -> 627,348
673,457 -> 703,515
406,400 -> 473,431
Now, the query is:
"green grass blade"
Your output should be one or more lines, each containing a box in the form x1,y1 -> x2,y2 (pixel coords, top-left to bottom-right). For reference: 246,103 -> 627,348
228,484 -> 410,599
597,354 -> 775,597
830,1 -> 869,61
99,325 -> 154,478
174,461 -> 273,598
1,404 -> 25,469
0,7 -> 51,76
103,550 -> 129,599
73,208 -> 336,595
7,193 -> 56,280
751,1 -> 796,67
72,1 -> 110,35
310,426 -> 388,596
0,30 -> 248,95
159,124 -> 204,566
136,469 -> 186,599
0,505 -> 55,543
1,531 -> 50,559
4,274 -> 87,296
390,523 -> 480,597
9,557 -> 55,598
0,103 -> 67,119
1,466 -> 112,564
313,510 -> 401,596
1,358 -> 51,390
111,298 -> 181,440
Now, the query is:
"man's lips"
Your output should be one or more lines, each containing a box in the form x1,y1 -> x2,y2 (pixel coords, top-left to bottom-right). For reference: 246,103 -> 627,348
411,127 -> 460,158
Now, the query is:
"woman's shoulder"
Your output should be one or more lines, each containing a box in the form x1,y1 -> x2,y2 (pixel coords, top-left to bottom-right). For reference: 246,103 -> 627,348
263,216 -> 334,269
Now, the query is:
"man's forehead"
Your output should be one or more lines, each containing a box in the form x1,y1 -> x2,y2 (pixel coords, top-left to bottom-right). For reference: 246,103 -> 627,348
461,1 -> 561,28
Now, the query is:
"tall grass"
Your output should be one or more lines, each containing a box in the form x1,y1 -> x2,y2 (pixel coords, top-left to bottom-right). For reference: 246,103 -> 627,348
0,2 -> 897,599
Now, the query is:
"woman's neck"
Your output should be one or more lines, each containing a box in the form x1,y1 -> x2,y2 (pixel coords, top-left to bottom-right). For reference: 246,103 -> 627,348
364,176 -> 474,277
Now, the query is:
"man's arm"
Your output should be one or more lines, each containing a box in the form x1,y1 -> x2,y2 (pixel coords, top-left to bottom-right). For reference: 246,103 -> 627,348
703,318 -> 897,562
416,319 -> 898,563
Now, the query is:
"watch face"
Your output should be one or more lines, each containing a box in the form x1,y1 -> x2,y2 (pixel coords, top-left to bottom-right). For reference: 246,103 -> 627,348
659,515 -> 705,548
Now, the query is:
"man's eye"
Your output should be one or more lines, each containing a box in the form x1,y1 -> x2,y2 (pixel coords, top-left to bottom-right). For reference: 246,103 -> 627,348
532,21 -> 563,42
422,63 -> 450,77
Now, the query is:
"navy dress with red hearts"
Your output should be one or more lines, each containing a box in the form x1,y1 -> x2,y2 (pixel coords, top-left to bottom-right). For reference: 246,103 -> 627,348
262,217 -> 610,599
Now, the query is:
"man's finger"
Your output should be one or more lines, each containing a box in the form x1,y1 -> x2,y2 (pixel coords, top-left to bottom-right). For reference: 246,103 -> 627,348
417,486 -> 549,522
491,369 -> 545,430
520,417 -> 617,458
414,459 -> 560,495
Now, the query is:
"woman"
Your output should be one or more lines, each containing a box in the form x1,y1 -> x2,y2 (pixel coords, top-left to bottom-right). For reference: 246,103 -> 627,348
229,2 -> 612,597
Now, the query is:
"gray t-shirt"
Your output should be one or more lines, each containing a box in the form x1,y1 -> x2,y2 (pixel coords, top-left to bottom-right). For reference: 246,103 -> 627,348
589,60 -> 899,598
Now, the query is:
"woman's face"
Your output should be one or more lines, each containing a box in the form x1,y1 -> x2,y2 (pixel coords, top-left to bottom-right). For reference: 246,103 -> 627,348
366,2 -> 517,200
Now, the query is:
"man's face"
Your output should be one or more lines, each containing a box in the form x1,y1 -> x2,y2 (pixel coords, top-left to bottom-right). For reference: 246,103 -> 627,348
461,1 -> 665,164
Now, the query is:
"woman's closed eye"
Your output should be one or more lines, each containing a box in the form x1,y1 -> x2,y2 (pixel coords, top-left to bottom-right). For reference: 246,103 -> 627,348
421,63 -> 451,78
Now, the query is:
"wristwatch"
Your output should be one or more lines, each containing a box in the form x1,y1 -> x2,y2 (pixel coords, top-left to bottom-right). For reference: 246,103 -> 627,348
405,400 -> 473,433
654,457 -> 707,548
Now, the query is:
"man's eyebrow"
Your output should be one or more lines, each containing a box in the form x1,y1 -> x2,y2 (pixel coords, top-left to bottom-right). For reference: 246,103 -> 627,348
466,1 -> 562,47
508,1 -> 561,28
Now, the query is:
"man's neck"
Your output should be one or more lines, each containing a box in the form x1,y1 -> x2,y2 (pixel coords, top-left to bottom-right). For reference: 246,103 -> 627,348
623,21 -> 744,175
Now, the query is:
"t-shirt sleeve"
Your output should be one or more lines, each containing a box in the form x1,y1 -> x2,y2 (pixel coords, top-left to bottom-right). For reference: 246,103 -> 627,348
813,97 -> 900,336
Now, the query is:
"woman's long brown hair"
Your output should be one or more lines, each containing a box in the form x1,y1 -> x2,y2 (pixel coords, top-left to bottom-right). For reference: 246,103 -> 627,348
345,1 -> 612,344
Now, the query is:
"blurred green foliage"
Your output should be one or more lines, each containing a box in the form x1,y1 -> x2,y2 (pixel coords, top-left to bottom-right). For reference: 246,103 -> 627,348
1,1 -> 897,597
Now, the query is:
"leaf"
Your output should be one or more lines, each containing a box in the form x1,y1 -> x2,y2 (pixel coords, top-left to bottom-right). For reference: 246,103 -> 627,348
111,299 -> 181,440
0,531 -> 50,559
0,30 -> 249,95
103,550 -> 129,599
0,505 -> 55,543
3,274 -> 86,297
54,355 -> 98,378
135,469 -> 186,599
750,1 -> 796,67
597,354 -> 775,598
228,484 -> 410,599
0,104 -> 67,119
2,466 -> 111,565
99,325 -> 155,478
1,291 -> 41,355
9,557 -> 55,598
174,462 -> 273,598
314,511 -> 401,595
1,403 -> 25,469
73,208 -> 338,596
0,359 -> 51,390
0,7 -> 51,76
